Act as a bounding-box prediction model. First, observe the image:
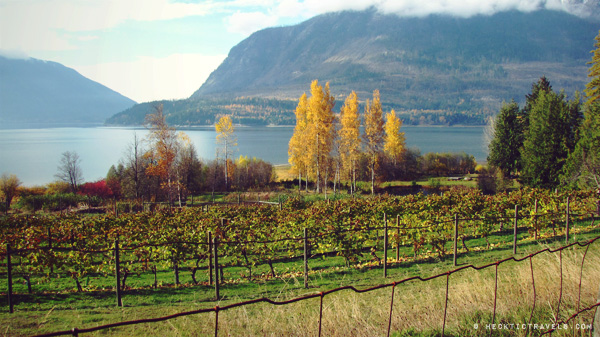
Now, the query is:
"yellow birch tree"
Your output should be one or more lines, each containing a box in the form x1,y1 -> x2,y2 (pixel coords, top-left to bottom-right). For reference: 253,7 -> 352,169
289,93 -> 309,191
339,91 -> 361,193
384,109 -> 406,165
363,90 -> 385,194
215,115 -> 237,191
307,80 -> 335,193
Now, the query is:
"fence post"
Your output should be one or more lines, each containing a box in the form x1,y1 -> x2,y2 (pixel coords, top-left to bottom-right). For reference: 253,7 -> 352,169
7,243 -> 13,313
48,227 -> 54,274
565,196 -> 570,245
453,214 -> 458,266
513,205 -> 519,255
304,228 -> 308,289
594,283 -> 600,337
534,199 -> 538,240
213,237 -> 219,300
383,212 -> 388,278
396,215 -> 400,261
114,238 -> 122,307
208,231 -> 213,286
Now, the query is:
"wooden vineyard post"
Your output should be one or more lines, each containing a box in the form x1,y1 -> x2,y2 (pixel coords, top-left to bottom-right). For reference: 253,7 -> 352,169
114,239 -> 123,307
565,196 -> 570,245
513,205 -> 519,255
213,237 -> 220,300
594,283 -> 600,337
534,199 -> 538,240
304,228 -> 308,289
453,214 -> 458,266
7,243 -> 13,313
208,231 -> 213,286
383,213 -> 388,278
48,227 -> 54,274
396,215 -> 400,261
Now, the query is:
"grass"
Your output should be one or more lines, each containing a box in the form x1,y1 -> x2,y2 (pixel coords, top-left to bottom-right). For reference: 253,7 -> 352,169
2,219 -> 600,336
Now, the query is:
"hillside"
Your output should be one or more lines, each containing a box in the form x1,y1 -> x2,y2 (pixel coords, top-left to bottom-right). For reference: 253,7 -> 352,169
108,9 -> 599,126
0,56 -> 136,127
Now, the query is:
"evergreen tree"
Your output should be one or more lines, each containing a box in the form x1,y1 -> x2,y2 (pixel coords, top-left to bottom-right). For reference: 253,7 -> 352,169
521,89 -> 582,189
487,100 -> 523,176
561,31 -> 600,190
561,104 -> 600,190
585,30 -> 600,105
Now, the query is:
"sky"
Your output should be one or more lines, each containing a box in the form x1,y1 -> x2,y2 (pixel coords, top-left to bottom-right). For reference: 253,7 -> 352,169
0,0 -> 576,103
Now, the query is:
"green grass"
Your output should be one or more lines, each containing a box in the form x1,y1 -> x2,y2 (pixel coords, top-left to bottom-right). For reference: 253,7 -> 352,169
2,221 -> 600,336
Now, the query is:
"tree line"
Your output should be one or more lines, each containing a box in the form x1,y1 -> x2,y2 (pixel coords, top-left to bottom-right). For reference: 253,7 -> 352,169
6,106 -> 275,213
486,30 -> 600,193
287,80 -> 476,195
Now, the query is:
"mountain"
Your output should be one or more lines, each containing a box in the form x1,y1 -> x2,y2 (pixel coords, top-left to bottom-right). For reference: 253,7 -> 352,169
109,9 -> 600,126
0,56 -> 136,127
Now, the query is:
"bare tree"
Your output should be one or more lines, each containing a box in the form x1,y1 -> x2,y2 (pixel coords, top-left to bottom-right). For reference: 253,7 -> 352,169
123,132 -> 146,199
55,151 -> 83,192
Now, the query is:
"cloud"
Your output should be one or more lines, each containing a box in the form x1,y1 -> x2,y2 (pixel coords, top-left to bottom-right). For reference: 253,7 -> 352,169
73,53 -> 227,103
226,11 -> 280,35
0,49 -> 30,60
0,0 -> 216,52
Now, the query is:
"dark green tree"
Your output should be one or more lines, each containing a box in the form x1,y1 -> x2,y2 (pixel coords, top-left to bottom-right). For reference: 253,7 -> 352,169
585,30 -> 600,105
487,100 -> 523,176
521,89 -> 582,189
562,31 -> 600,190
561,104 -> 600,190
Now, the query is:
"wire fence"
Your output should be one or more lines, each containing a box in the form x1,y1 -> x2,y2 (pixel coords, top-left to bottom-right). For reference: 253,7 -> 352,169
23,235 -> 600,337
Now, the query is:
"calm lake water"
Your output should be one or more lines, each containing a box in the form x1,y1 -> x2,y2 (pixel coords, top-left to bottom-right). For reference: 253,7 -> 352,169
0,126 -> 487,186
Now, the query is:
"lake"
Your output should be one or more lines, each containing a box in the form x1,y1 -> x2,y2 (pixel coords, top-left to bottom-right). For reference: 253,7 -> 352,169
0,126 -> 488,186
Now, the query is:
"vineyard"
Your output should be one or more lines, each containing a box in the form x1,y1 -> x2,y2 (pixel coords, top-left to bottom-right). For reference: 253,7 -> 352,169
1,187 -> 600,336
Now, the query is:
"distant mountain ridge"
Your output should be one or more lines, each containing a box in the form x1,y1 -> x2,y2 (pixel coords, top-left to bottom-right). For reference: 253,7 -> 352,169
110,9 -> 600,126
0,56 -> 136,126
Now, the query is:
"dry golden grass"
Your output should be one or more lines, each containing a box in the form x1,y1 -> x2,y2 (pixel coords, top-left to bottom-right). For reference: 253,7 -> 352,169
107,243 -> 599,336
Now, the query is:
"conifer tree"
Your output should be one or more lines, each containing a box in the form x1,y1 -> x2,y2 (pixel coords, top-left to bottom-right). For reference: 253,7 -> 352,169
561,31 -> 600,190
585,30 -> 600,105
487,100 -> 523,176
521,89 -> 581,189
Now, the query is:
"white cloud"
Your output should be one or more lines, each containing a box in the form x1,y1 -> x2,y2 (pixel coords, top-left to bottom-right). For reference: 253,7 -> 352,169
0,0 -> 216,52
0,49 -> 30,60
226,11 -> 280,35
73,53 -> 227,103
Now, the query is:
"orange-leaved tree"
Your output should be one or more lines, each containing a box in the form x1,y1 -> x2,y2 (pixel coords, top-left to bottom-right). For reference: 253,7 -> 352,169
144,104 -> 184,203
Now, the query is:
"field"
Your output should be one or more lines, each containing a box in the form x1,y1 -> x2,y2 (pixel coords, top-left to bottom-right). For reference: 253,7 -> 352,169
1,188 -> 599,336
